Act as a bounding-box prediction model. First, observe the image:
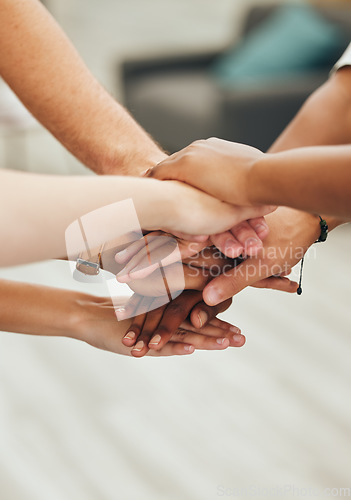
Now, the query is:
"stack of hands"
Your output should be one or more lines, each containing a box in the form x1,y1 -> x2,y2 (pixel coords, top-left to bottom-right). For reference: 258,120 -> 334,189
94,138 -> 321,359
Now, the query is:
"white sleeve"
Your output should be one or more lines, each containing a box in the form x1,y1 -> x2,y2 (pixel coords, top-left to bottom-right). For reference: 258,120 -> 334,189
331,43 -> 351,74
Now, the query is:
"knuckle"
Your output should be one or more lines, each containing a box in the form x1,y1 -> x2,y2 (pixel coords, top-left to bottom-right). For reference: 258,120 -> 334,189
165,302 -> 185,318
129,322 -> 141,332
155,325 -> 172,338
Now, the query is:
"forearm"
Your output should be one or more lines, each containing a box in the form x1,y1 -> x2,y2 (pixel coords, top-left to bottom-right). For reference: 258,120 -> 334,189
0,279 -> 83,337
249,145 -> 351,219
256,70 -> 351,225
0,0 -> 165,175
0,170 -> 174,265
270,68 -> 351,152
0,280 -> 133,355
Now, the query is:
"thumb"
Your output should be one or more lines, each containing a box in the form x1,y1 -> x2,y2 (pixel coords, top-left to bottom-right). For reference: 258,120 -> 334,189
203,258 -> 266,305
146,153 -> 197,183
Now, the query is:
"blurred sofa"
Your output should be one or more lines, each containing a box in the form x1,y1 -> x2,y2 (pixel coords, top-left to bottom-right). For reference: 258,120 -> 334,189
120,3 -> 351,153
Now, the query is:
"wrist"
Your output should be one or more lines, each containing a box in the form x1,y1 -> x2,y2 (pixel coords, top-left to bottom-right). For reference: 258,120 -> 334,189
246,153 -> 273,206
95,148 -> 167,176
67,294 -> 105,343
138,179 -> 182,232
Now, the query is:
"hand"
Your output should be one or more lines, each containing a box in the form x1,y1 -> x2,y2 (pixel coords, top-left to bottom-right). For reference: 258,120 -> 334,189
146,138 -> 265,207
198,207 -> 321,307
115,240 -> 237,297
159,178 -> 274,240
73,294 -> 210,357
119,290 -> 244,358
114,221 -> 270,286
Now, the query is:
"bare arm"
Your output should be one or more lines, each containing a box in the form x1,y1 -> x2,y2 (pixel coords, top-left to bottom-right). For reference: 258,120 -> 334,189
1,169 -> 267,267
0,0 -> 165,174
249,144 -> 351,219
270,67 -> 351,151
0,280 -> 189,356
250,68 -> 351,219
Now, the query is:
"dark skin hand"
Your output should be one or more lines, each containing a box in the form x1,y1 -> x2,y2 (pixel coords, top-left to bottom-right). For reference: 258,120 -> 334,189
121,290 -> 242,358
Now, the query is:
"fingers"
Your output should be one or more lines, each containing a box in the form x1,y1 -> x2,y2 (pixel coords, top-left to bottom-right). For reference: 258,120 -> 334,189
115,293 -> 143,321
122,296 -> 165,357
251,276 -> 298,293
116,236 -> 208,284
147,290 -> 203,351
115,231 -> 164,266
121,297 -> 148,346
124,291 -> 202,358
248,217 -> 270,240
210,231 -> 244,259
130,300 -> 168,358
124,290 -> 245,358
203,254 -> 299,305
117,234 -> 178,283
172,328 -> 229,350
126,262 -> 210,297
203,258 -> 264,305
148,342 -> 195,357
175,318 -> 245,349
146,150 -> 197,183
212,217 -> 270,259
189,298 -> 233,329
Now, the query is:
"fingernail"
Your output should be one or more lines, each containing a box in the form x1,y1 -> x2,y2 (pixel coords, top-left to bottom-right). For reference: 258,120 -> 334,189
132,341 -> 144,351
115,249 -> 129,263
216,338 -> 227,345
254,223 -> 268,233
184,345 -> 194,353
233,334 -> 244,343
197,311 -> 208,328
230,326 -> 241,334
205,288 -> 221,306
124,331 -> 136,341
149,334 -> 161,346
245,238 -> 262,249
224,238 -> 237,252
115,307 -> 127,319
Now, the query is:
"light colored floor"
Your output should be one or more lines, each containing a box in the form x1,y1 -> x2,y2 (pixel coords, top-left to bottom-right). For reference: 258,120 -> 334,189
0,224 -> 350,500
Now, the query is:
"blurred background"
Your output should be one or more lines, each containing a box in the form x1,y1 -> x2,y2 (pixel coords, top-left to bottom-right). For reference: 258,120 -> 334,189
0,0 -> 351,499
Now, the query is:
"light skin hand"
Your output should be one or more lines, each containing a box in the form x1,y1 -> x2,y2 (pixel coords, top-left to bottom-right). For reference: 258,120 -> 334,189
115,223 -> 270,285
146,137 -> 264,207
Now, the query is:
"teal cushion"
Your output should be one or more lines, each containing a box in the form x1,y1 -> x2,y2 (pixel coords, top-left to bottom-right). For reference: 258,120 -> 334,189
211,4 -> 347,87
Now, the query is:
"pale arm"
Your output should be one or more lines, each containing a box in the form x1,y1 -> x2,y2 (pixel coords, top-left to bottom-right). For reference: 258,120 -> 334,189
0,0 -> 165,174
0,169 -> 267,266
